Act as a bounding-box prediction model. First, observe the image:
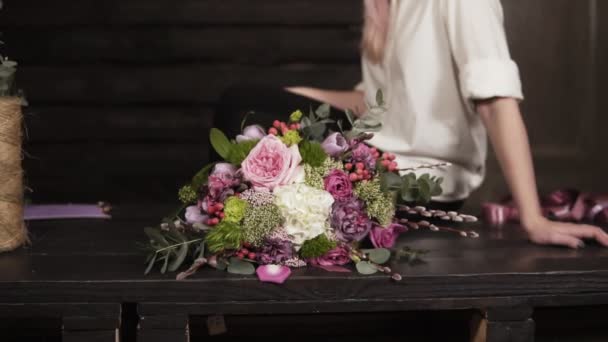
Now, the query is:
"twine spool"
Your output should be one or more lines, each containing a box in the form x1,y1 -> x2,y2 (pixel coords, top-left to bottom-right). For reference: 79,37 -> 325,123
0,97 -> 26,252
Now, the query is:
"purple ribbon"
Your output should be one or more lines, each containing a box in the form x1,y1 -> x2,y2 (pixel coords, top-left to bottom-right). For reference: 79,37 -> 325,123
24,204 -> 111,221
483,189 -> 608,225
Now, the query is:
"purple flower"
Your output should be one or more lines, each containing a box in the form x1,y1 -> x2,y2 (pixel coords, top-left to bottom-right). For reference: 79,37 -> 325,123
185,205 -> 208,224
331,199 -> 373,242
369,223 -> 408,248
350,143 -> 376,170
236,125 -> 266,143
207,163 -> 240,199
321,132 -> 349,157
310,245 -> 351,266
324,169 -> 353,202
257,238 -> 295,265
256,265 -> 291,284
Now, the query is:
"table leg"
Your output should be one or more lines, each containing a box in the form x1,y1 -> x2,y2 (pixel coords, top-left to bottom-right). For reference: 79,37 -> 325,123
471,307 -> 535,342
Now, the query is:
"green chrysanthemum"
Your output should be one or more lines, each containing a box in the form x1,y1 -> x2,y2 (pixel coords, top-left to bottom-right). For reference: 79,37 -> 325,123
290,110 -> 303,122
355,178 -> 395,226
299,234 -> 337,259
224,196 -> 248,223
205,221 -> 243,253
280,130 -> 303,146
242,204 -> 283,247
178,185 -> 198,204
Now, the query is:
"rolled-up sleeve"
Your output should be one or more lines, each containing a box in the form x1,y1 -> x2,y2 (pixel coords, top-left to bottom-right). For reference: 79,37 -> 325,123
441,0 -> 523,101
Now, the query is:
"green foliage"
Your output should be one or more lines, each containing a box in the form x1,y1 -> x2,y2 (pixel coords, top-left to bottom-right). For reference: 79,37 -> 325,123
300,103 -> 335,141
226,139 -> 258,165
379,172 -> 443,204
204,221 -> 243,253
361,248 -> 391,264
178,185 -> 198,205
354,178 -> 395,226
395,246 -> 430,264
356,261 -> 378,275
209,128 -> 232,160
143,226 -> 203,275
280,130 -> 302,146
190,162 -> 216,190
299,234 -> 337,259
289,109 -> 303,122
299,140 -> 328,167
227,257 -> 256,275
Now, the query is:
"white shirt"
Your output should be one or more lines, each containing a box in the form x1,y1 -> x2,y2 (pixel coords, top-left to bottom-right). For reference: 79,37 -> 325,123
359,0 -> 523,201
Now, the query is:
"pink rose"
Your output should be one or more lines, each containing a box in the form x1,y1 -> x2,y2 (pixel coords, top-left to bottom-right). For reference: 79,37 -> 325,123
369,223 -> 408,248
310,245 -> 351,266
241,135 -> 303,190
324,169 -> 353,202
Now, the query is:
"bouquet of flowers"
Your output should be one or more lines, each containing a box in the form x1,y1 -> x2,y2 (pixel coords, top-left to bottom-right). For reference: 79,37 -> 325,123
143,91 -> 478,283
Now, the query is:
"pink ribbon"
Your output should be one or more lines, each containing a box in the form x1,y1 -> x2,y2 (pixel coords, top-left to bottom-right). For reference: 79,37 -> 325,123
483,189 -> 608,225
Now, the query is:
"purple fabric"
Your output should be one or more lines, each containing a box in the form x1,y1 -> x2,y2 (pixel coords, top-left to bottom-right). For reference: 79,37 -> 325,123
24,204 -> 111,221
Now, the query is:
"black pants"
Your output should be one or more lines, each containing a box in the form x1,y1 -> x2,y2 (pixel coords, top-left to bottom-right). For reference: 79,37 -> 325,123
215,85 -> 465,211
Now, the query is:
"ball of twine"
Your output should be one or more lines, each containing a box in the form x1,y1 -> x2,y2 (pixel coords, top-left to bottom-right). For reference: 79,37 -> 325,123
0,97 -> 26,252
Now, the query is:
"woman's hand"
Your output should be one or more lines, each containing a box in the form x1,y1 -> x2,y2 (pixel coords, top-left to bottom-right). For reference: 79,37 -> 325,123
522,215 -> 608,249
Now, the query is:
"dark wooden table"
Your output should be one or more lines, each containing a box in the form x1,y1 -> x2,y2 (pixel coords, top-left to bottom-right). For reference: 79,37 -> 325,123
1,204 -> 607,342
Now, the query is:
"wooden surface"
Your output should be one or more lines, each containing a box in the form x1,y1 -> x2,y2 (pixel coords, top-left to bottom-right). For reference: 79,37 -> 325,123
0,204 -> 607,341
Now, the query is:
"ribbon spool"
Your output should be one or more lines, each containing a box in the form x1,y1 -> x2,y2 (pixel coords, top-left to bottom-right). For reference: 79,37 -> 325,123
0,97 -> 26,252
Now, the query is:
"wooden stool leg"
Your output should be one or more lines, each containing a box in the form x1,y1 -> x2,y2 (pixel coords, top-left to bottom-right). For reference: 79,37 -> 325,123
63,315 -> 121,342
471,307 -> 535,342
137,313 -> 189,342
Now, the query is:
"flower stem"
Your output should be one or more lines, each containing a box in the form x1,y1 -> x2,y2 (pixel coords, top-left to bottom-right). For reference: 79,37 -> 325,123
154,238 -> 203,255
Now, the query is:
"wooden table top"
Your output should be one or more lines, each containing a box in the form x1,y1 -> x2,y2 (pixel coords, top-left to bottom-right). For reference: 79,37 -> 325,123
1,203 -> 607,315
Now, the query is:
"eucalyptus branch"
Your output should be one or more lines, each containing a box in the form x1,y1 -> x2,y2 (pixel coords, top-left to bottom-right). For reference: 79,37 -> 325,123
153,238 -> 203,255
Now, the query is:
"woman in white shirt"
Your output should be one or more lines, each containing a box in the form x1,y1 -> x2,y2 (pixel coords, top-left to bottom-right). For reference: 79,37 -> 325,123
286,0 -> 608,248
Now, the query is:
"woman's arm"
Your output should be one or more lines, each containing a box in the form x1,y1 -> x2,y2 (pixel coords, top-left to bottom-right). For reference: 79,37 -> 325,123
477,97 -> 608,248
285,87 -> 366,116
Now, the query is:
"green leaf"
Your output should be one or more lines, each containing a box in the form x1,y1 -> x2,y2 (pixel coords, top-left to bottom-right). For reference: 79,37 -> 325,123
161,252 -> 170,274
418,177 -> 431,203
196,241 -> 206,259
168,241 -> 189,272
315,103 -> 331,119
209,128 -> 232,159
240,111 -> 255,131
380,172 -> 402,192
216,259 -> 228,271
364,248 -> 391,264
356,261 -> 378,275
144,253 -> 157,275
344,109 -> 356,126
227,258 -> 256,275
375,89 -> 384,106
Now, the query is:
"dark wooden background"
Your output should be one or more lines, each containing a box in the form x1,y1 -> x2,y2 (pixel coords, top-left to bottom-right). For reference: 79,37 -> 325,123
0,0 -> 606,206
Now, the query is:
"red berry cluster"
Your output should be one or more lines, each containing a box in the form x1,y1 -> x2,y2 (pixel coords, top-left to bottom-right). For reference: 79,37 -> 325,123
236,243 -> 256,260
205,202 -> 224,226
345,162 -> 372,182
268,120 -> 301,136
380,152 -> 398,172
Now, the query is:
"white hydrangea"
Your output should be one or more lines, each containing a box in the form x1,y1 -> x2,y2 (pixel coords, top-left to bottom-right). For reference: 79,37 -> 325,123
273,183 -> 335,247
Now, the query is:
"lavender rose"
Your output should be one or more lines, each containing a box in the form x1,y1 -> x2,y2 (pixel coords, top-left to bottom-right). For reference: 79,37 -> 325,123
369,223 -> 408,248
321,132 -> 349,157
257,238 -> 295,265
236,125 -> 265,143
324,169 -> 353,202
310,245 -> 351,266
331,199 -> 373,242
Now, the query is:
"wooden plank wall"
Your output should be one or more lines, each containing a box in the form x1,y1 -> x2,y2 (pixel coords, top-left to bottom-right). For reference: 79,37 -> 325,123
0,0 -> 363,202
0,0 -> 606,206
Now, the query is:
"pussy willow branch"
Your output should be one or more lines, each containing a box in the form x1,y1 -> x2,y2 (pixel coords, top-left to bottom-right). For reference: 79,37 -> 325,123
398,162 -> 452,172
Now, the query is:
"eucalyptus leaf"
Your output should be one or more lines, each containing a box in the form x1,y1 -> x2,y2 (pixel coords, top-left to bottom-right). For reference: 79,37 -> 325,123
209,128 -> 232,160
315,103 -> 331,119
161,253 -> 169,274
418,177 -> 431,203
191,162 -> 216,189
144,227 -> 169,247
168,241 -> 189,272
196,241 -> 206,259
356,261 -> 378,275
365,248 -> 391,264
216,259 -> 228,271
227,258 -> 256,275
380,172 -> 402,192
144,253 -> 157,275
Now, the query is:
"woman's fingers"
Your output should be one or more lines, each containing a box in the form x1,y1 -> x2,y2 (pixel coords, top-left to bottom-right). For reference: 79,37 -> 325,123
557,224 -> 608,247
547,232 -> 585,249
